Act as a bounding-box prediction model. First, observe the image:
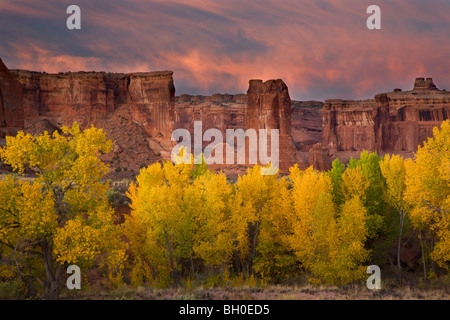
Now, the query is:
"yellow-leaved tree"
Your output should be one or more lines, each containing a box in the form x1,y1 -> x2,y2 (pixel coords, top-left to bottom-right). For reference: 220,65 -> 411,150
404,120 -> 450,275
288,166 -> 369,285
380,154 -> 411,282
124,160 -> 194,287
124,152 -> 235,287
191,171 -> 234,275
0,123 -> 126,299
231,164 -> 295,280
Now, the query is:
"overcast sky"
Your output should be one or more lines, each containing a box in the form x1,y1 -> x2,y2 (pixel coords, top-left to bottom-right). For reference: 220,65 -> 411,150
1,0 -> 449,100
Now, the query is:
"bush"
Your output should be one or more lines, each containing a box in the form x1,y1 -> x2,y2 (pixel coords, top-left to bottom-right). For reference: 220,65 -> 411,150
0,279 -> 25,299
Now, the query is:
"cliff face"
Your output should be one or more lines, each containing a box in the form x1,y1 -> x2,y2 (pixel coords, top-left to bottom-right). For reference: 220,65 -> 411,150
2,56 -> 449,176
322,78 -> 450,154
174,81 -> 308,173
322,99 -> 379,152
1,62 -> 176,175
247,79 -> 306,171
175,93 -> 247,135
376,90 -> 450,152
291,101 -> 324,151
1,59 -> 314,176
0,59 -> 23,137
9,69 -> 175,139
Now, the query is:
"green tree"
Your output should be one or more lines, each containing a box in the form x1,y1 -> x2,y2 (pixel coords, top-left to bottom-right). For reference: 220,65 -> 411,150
347,151 -> 387,238
328,158 -> 346,207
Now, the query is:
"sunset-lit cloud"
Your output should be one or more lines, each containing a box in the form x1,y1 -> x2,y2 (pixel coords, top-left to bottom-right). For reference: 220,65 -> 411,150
1,0 -> 449,100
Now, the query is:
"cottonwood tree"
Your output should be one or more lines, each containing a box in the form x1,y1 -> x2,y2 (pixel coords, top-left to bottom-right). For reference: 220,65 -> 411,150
288,167 -> 369,285
405,120 -> 450,276
125,159 -> 195,287
232,164 -> 296,281
380,154 -> 411,282
125,151 -> 236,287
346,151 -> 387,238
0,123 -> 126,299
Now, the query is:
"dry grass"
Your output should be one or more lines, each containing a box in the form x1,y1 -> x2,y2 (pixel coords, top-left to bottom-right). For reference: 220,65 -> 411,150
57,281 -> 450,300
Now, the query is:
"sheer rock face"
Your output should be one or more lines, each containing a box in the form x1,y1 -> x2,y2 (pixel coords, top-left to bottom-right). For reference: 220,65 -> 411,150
127,72 -> 175,138
0,59 -> 315,176
2,57 -> 449,175
308,143 -> 332,171
0,62 -> 176,174
246,79 -> 306,172
174,80 -> 310,173
291,101 -> 323,151
0,58 -> 23,137
322,78 -> 450,154
8,69 -> 175,140
175,94 -> 247,136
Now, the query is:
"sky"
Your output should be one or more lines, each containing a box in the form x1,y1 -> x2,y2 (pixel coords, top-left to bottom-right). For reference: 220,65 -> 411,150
1,0 -> 449,101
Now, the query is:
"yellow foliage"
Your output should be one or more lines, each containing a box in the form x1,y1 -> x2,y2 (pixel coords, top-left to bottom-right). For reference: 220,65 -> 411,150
125,160 -> 201,285
0,122 -> 126,297
341,166 -> 369,202
380,154 -> 408,211
288,167 -> 369,285
404,120 -> 450,268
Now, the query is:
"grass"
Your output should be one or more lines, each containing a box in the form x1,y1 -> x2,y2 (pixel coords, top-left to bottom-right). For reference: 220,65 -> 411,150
3,275 -> 450,300
52,279 -> 450,300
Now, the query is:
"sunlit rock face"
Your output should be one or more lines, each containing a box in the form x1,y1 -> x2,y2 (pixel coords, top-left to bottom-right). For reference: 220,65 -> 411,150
2,56 -> 449,175
322,78 -> 450,154
0,58 -> 24,138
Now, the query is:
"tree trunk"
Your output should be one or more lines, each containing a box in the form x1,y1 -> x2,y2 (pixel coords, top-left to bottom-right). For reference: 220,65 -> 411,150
41,239 -> 61,300
419,229 -> 427,282
397,210 -> 404,283
163,230 -> 179,286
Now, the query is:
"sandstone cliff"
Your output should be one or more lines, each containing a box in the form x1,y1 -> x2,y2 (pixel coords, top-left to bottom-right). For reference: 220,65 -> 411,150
1,60 -> 176,175
247,79 -> 307,171
0,58 -> 23,137
2,56 -> 449,176
322,78 -> 450,157
9,69 -> 175,139
1,59 -> 314,177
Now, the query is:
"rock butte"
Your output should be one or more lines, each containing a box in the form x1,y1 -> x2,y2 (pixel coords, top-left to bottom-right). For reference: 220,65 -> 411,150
321,77 -> 450,169
1,57 -> 449,177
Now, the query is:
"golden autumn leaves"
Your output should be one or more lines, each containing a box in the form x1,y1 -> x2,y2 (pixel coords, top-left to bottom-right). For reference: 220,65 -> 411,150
0,123 -> 125,298
0,121 -> 448,297
124,121 -> 449,287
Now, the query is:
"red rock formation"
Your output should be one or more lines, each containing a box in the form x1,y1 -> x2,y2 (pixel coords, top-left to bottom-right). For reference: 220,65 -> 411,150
308,143 -> 332,171
0,62 -> 177,176
127,72 -> 175,138
322,99 -> 379,152
291,101 -> 323,151
175,94 -> 247,135
0,58 -> 23,137
322,78 -> 450,155
247,79 -> 306,172
3,56 -> 449,176
173,80 -> 309,173
10,70 -> 175,140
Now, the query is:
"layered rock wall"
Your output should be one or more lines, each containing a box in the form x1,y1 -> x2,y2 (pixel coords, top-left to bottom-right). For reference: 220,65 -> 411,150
175,94 -> 247,135
0,59 -> 24,137
246,79 -> 305,171
8,69 -> 175,139
322,78 -> 450,154
2,56 -> 449,175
